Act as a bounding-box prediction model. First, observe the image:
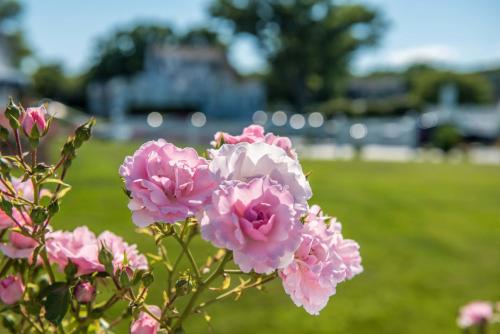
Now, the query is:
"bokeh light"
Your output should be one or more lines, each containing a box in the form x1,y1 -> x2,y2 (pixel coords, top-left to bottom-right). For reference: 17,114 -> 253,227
146,111 -> 163,128
191,112 -> 207,127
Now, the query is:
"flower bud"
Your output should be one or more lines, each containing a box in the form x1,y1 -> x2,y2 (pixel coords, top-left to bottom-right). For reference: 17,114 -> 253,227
21,106 -> 48,140
5,98 -> 22,129
0,275 -> 24,304
74,281 -> 95,303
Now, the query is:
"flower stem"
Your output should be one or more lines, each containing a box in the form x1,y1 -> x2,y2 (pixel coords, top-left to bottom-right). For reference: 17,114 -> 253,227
172,252 -> 232,331
40,241 -> 55,283
195,273 -> 277,312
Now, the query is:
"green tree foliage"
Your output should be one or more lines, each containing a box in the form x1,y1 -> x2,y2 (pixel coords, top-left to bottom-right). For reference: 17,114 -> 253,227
407,65 -> 494,105
430,124 -> 463,152
32,63 -> 87,107
210,0 -> 385,111
0,0 -> 30,66
89,25 -> 224,81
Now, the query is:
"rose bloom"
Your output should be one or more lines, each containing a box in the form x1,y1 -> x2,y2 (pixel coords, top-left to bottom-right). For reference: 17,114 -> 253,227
201,176 -> 302,274
209,142 -> 311,214
120,140 -> 218,226
279,205 -> 362,315
213,124 -> 297,159
21,106 -> 48,137
130,305 -> 161,334
74,281 -> 96,303
47,226 -> 102,275
0,229 -> 38,259
457,301 -> 493,328
0,209 -> 29,231
47,226 -> 148,275
98,231 -> 148,272
0,275 -> 24,305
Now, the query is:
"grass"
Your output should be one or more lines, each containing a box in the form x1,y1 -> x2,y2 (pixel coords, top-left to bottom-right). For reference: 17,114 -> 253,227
51,139 -> 500,334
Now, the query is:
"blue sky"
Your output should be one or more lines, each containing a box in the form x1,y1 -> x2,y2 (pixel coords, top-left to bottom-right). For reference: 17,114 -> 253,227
19,0 -> 500,74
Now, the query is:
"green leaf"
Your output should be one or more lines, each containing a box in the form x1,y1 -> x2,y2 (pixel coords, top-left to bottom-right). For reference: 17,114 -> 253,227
41,178 -> 71,187
64,261 -> 77,280
98,245 -> 114,273
47,200 -> 60,217
141,272 -> 154,288
39,282 -> 70,325
0,197 -> 13,216
119,270 -> 131,288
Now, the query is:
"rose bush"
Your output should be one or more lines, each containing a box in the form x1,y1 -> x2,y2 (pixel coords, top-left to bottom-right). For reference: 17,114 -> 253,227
0,98 -> 362,333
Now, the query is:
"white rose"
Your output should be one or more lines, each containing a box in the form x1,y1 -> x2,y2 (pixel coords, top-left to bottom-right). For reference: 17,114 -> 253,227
209,142 -> 312,213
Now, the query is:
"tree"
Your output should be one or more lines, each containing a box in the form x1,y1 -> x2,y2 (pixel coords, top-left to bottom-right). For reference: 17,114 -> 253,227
89,24 -> 177,81
407,66 -> 494,105
89,25 -> 225,81
210,0 -> 385,111
32,63 -> 88,108
0,0 -> 30,67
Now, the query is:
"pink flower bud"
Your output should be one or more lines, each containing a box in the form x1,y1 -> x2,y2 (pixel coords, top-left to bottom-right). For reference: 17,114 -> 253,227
74,281 -> 96,303
130,305 -> 161,334
0,275 -> 24,304
22,106 -> 48,138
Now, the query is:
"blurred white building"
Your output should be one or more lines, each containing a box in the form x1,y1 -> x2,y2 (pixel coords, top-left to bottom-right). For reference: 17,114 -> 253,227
87,45 -> 265,123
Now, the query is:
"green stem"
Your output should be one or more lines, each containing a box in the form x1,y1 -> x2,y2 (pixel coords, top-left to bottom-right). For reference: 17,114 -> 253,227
40,245 -> 55,283
13,129 -> 28,170
173,232 -> 200,280
19,309 -> 44,334
172,252 -> 232,331
195,273 -> 277,312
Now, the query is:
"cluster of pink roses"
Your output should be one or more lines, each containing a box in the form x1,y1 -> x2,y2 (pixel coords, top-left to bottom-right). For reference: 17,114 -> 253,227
121,124 -> 363,320
0,178 -> 148,306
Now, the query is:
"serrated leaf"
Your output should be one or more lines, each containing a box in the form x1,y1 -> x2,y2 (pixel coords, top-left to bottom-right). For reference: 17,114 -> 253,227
39,282 -> 70,325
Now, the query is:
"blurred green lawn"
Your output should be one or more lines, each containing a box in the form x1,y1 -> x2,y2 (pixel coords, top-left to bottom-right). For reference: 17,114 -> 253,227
52,140 -> 500,334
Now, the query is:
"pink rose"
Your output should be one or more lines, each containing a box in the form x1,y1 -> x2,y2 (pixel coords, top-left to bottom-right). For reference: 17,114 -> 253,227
0,275 -> 24,304
457,301 -> 493,328
130,305 -> 161,334
209,142 -> 311,214
0,177 -> 35,231
0,210 -> 12,230
74,281 -> 96,303
98,231 -> 148,272
21,106 -> 48,138
0,178 -> 35,230
279,205 -> 362,315
0,209 -> 28,231
0,230 -> 38,259
120,140 -> 218,226
213,125 -> 297,159
47,226 -> 148,275
47,226 -> 102,275
200,176 -> 302,274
